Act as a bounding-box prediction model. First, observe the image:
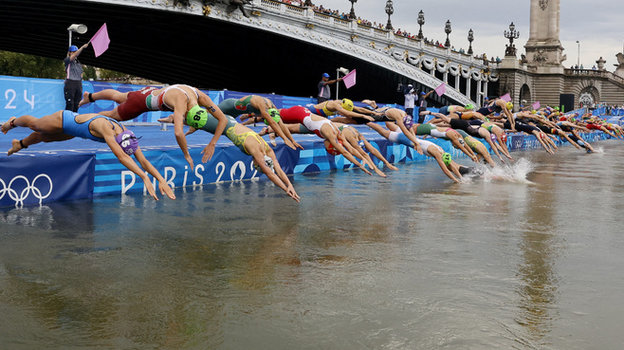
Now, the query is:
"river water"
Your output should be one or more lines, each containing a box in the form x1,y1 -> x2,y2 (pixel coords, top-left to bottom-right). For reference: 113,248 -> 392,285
1,140 -> 624,349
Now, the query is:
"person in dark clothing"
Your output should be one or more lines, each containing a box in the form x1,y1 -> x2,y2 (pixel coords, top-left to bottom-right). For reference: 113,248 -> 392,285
63,43 -> 89,112
317,73 -> 342,104
416,90 -> 434,123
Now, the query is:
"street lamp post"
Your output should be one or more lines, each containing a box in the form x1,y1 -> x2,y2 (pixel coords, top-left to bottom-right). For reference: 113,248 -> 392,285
504,22 -> 520,57
335,67 -> 349,100
576,40 -> 580,68
417,10 -> 425,39
348,0 -> 357,20
385,0 -> 394,31
444,20 -> 452,48
303,0 -> 313,6
467,28 -> 474,55
67,23 -> 88,47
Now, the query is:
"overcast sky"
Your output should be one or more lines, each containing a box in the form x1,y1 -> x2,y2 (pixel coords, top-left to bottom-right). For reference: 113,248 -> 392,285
315,0 -> 623,70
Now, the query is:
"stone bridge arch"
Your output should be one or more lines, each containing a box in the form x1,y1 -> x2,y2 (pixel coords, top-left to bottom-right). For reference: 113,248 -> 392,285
572,80 -> 601,108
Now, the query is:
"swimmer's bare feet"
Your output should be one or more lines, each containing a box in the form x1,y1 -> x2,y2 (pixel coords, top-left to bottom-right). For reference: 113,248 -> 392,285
258,127 -> 269,136
8,139 -> 22,155
157,116 -> 174,123
1,117 -> 16,134
78,91 -> 91,107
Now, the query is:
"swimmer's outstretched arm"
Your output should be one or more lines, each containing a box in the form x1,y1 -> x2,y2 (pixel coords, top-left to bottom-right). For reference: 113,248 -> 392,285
132,147 -> 176,200
255,149 -> 300,202
198,92 -> 228,163
103,135 -> 166,201
432,153 -> 460,183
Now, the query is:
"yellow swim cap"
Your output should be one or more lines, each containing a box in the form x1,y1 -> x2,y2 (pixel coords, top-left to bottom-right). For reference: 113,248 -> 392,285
341,98 -> 354,111
506,102 -> 513,110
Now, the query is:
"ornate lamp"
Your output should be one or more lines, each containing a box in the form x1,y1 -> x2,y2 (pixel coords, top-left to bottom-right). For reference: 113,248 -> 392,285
417,10 -> 425,39
444,20 -> 452,48
504,22 -> 520,57
467,28 -> 474,55
348,0 -> 357,19
385,0 -> 394,30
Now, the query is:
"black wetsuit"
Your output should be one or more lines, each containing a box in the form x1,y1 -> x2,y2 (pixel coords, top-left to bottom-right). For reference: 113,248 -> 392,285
504,120 -> 539,134
450,118 -> 481,137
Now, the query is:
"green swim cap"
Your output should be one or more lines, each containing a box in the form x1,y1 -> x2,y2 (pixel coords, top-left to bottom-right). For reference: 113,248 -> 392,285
442,152 -> 452,166
264,108 -> 281,125
186,105 -> 208,129
464,104 -> 475,110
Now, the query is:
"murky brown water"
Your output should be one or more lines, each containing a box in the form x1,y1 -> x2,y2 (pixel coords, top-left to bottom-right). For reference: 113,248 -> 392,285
2,140 -> 624,349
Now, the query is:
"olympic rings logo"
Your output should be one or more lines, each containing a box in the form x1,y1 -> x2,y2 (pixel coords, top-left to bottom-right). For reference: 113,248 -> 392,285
0,174 -> 53,207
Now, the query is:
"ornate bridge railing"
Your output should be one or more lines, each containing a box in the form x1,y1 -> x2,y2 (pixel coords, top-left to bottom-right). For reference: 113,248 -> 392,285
99,0 -> 501,104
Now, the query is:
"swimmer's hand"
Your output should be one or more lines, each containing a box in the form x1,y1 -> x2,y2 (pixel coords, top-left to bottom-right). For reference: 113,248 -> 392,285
293,141 -> 304,150
184,153 -> 195,170
415,142 -> 424,155
143,176 -> 159,201
284,139 -> 297,150
185,127 -> 198,136
360,166 -> 373,176
287,185 -> 300,203
159,181 -> 176,200
201,143 -> 216,163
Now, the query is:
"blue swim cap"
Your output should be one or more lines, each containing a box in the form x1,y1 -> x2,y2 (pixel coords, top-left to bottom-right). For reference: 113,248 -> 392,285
322,73 -> 330,78
68,45 -> 78,52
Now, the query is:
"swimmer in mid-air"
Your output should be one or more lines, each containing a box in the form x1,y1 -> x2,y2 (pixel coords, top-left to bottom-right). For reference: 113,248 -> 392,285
305,98 -> 375,124
158,109 -> 300,202
217,95 -> 302,150
79,84 -> 229,169
2,110 -> 176,201
367,122 -> 474,183
269,105 -> 373,175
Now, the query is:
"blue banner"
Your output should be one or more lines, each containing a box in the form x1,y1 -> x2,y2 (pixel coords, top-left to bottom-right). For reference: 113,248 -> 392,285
0,75 -> 318,124
0,153 -> 94,208
93,144 -> 295,196
0,75 -> 65,121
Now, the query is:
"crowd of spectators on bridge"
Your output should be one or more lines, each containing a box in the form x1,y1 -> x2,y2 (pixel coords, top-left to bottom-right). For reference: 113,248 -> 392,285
274,0 -> 494,61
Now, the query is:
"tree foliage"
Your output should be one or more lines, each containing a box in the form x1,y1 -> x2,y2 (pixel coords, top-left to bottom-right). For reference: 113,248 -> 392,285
0,51 -> 64,79
0,51 -> 128,81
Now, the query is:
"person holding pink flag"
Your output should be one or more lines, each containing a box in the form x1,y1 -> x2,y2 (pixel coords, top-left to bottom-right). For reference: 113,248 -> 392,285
63,42 -> 90,112
417,89 -> 435,123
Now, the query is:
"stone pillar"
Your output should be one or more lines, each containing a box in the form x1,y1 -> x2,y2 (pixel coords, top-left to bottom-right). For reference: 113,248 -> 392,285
483,81 -> 488,104
466,76 -> 471,100
524,0 -> 565,74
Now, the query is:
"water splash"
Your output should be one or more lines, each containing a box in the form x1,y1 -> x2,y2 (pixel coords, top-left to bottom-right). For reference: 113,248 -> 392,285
462,158 -> 534,184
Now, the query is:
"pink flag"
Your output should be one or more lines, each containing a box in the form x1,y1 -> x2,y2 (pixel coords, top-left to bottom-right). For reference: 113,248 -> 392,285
90,23 -> 110,57
342,69 -> 356,89
531,101 -> 541,110
434,83 -> 446,97
499,93 -> 511,102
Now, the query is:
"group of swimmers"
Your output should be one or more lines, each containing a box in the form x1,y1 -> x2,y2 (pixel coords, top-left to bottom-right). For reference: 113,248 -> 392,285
2,83 -> 618,202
